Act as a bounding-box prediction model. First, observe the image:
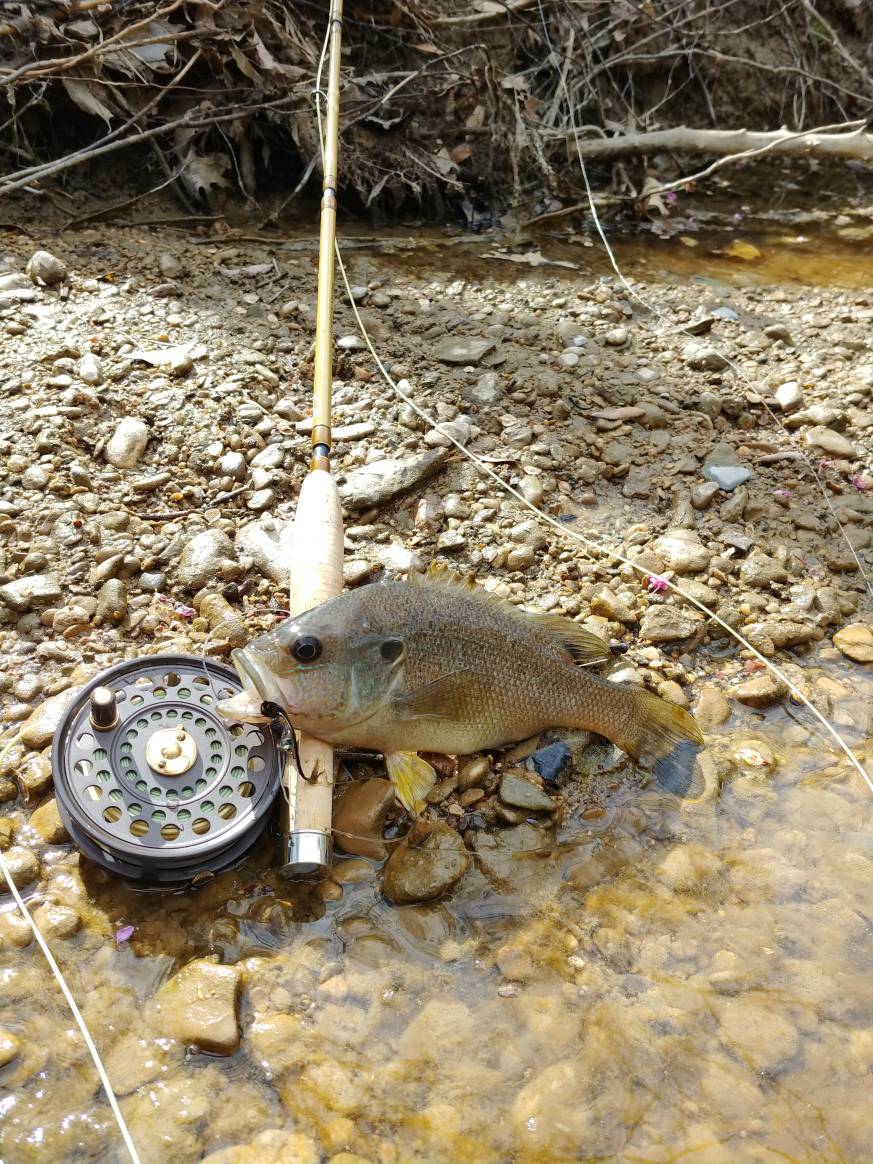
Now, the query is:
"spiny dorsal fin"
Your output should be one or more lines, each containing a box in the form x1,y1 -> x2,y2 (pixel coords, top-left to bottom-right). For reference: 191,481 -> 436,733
409,561 -> 611,667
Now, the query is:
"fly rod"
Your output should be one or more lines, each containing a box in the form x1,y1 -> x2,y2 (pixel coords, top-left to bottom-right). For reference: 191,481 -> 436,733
280,0 -> 344,877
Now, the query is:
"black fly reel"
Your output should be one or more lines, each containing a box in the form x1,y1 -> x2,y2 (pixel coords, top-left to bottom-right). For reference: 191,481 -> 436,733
52,655 -> 282,885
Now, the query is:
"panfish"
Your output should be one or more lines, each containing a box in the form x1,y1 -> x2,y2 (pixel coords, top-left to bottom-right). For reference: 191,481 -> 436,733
219,565 -> 704,810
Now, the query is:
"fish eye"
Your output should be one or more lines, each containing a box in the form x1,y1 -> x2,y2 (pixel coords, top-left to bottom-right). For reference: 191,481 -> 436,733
291,636 -> 322,663
380,638 -> 403,662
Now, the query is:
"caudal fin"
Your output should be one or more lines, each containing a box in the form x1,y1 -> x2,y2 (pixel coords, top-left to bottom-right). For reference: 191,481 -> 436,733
616,688 -> 705,798
385,750 -> 436,813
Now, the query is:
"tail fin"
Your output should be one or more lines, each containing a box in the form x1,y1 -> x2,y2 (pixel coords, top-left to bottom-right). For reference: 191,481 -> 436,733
615,688 -> 705,798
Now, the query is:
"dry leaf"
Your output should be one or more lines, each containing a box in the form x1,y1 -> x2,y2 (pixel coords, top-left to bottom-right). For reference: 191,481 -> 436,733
62,78 -> 114,126
450,143 -> 472,164
181,152 -> 230,197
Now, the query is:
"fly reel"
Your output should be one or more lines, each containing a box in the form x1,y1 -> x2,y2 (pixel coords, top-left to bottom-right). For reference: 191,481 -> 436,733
52,656 -> 282,885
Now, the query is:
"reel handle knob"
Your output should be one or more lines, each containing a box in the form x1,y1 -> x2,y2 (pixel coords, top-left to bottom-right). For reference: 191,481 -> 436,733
89,686 -> 118,731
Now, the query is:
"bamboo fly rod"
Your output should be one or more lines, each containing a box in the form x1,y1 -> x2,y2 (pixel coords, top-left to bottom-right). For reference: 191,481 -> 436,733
280,0 -> 344,877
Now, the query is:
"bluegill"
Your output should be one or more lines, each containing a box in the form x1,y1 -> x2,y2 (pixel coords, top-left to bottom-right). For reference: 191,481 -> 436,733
219,566 -> 704,810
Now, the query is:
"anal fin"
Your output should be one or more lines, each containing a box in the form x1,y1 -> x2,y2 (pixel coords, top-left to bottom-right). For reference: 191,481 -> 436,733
385,751 -> 437,813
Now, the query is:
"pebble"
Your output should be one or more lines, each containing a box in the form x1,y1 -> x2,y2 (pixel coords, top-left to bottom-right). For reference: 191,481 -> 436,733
18,688 -> 79,748
717,997 -> 799,1072
32,901 -> 81,939
457,756 -> 490,792
732,672 -> 788,707
803,425 -> 857,458
0,1030 -> 22,1068
339,450 -> 447,510
246,488 -> 275,511
691,480 -> 720,510
693,685 -> 730,731
78,352 -> 104,385
702,442 -> 751,491
105,417 -> 149,469
433,336 -> 495,365
652,529 -> 711,574
499,770 -> 554,812
0,573 -> 61,612
94,578 -> 127,625
199,592 -> 247,650
832,622 -> 873,663
656,842 -> 725,893
150,959 -> 241,1055
178,530 -> 236,590
739,551 -> 788,588
0,845 -> 40,891
639,605 -> 701,643
26,249 -> 67,285
528,741 -> 572,783
30,797 -> 68,843
775,380 -> 803,410
683,342 -> 728,371
382,821 -> 470,903
462,372 -> 501,405
235,519 -> 289,585
332,778 -> 394,860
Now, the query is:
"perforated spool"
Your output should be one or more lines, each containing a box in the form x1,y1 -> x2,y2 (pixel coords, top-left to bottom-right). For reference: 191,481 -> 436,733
52,655 -> 282,884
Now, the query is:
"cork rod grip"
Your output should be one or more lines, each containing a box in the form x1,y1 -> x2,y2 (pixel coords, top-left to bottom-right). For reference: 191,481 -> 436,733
282,469 -> 344,866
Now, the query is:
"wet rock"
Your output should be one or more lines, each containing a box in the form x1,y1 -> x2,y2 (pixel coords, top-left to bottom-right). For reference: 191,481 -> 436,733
803,426 -> 857,459
739,551 -> 788,588
18,688 -> 78,748
732,672 -> 787,708
590,585 -> 637,624
26,249 -> 67,286
151,959 -> 241,1055
333,778 -> 394,860
178,530 -> 235,590
105,1033 -> 179,1096
683,342 -> 728,371
833,622 -> 873,663
32,901 -> 81,939
512,1059 -> 625,1159
382,821 -> 470,904
339,449 -> 447,510
656,843 -> 725,893
652,529 -> 711,574
499,770 -> 554,812
433,336 -> 495,365
693,685 -> 730,731
640,605 -> 701,643
31,797 -> 68,843
0,846 -> 40,891
105,417 -> 149,468
717,997 -> 799,1072
0,1030 -> 21,1068
528,741 -> 572,783
0,573 -> 61,612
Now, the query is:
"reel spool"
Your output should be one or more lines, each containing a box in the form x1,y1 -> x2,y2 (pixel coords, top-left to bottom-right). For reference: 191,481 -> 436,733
52,655 -> 283,885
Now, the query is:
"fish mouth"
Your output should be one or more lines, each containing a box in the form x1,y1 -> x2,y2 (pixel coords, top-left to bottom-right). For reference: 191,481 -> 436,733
217,648 -> 290,721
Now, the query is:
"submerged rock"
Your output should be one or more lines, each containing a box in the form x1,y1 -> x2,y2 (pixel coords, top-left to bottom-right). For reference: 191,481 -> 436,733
150,959 -> 241,1055
382,821 -> 469,903
499,770 -> 555,812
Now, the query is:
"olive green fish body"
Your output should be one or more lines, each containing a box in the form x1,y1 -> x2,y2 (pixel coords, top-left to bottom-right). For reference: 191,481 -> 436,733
222,567 -> 703,805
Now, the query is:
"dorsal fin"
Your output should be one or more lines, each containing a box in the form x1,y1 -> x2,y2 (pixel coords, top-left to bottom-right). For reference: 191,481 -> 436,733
408,561 -> 611,667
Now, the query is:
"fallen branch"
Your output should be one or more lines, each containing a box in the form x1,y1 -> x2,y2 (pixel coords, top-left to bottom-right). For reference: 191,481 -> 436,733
546,122 -> 873,164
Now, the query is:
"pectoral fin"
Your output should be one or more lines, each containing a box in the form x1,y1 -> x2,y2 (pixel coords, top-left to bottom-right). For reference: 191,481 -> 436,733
385,751 -> 436,813
395,669 -> 488,721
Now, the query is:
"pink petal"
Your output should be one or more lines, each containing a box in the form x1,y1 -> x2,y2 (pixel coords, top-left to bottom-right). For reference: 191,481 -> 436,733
647,574 -> 670,593
115,925 -> 135,943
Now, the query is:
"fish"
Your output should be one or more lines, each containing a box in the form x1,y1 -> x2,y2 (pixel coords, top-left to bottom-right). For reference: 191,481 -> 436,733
219,565 -> 704,811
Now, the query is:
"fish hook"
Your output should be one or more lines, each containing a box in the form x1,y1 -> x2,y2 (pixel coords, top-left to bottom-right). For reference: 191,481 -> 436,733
260,701 -> 318,783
